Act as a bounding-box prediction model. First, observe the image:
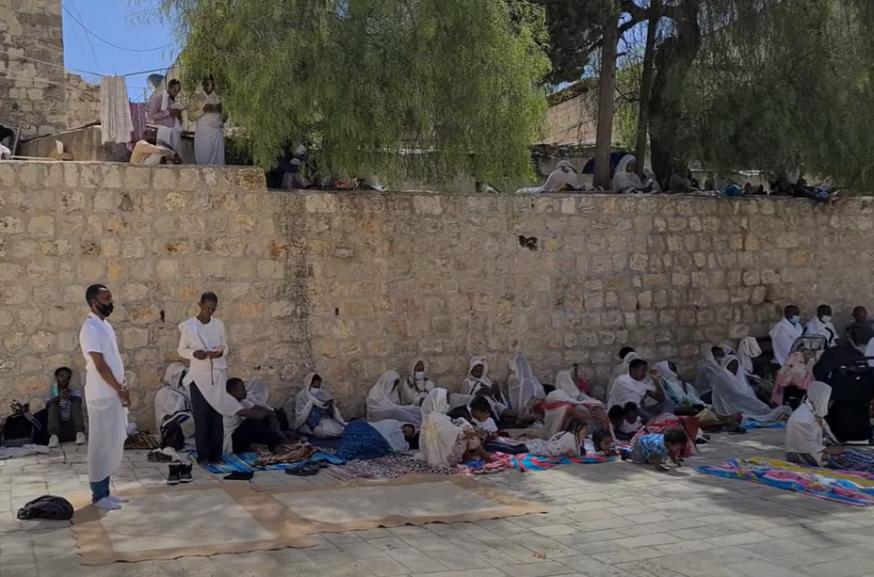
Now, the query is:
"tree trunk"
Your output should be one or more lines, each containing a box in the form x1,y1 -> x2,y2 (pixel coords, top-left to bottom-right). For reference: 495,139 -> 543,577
634,0 -> 660,179
593,2 -> 620,190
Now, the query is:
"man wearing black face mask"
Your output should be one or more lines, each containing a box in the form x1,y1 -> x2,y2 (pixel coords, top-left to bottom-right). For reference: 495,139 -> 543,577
79,284 -> 130,511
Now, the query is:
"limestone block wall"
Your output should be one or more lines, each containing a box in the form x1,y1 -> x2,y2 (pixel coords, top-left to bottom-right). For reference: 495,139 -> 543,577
0,0 -> 67,137
65,73 -> 100,130
1,159 -> 874,428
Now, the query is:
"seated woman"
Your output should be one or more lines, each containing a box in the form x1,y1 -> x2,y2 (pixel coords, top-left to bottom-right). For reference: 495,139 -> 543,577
652,361 -> 705,413
336,419 -> 418,461
786,381 -> 874,473
523,419 -> 588,458
612,155 -> 660,194
507,355 -> 547,419
716,356 -> 792,424
421,389 -> 492,467
813,344 -> 874,443
694,346 -> 726,404
542,369 -> 607,437
400,359 -> 435,406
293,373 -> 346,438
366,370 -> 423,426
456,356 -> 516,424
772,352 -> 814,410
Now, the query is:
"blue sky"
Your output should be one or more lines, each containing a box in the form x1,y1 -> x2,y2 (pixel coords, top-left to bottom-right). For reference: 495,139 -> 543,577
62,0 -> 178,100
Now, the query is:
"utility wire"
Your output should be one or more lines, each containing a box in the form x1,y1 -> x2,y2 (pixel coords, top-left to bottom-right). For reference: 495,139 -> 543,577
0,48 -> 180,79
62,4 -> 174,53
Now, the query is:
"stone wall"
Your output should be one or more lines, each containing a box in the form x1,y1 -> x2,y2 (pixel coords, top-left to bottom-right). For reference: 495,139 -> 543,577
65,73 -> 100,130
2,160 -> 874,427
0,0 -> 66,137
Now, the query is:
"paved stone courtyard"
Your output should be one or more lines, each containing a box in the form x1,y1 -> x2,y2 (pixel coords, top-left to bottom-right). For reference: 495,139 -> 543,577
2,428 -> 874,577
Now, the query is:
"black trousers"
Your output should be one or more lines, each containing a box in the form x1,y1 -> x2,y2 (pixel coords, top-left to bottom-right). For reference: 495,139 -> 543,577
191,383 -> 224,462
232,417 -> 280,454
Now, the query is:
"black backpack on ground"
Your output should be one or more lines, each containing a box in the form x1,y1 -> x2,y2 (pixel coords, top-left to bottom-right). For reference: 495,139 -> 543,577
17,496 -> 74,521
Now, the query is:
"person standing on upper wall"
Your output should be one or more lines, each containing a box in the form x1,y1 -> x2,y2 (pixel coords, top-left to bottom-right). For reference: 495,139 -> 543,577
188,76 -> 225,166
770,304 -> 804,367
147,78 -> 185,156
177,292 -> 230,466
79,284 -> 130,511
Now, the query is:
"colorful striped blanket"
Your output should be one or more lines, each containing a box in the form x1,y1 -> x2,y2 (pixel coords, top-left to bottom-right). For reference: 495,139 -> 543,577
189,451 -> 343,475
696,457 -> 874,507
510,453 -> 617,472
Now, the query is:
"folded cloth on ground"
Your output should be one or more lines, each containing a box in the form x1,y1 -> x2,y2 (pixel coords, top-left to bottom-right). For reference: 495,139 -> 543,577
340,453 -> 451,479
511,453 -> 617,472
189,448 -> 341,474
253,441 -> 317,467
696,457 -> 874,507
740,419 -> 786,431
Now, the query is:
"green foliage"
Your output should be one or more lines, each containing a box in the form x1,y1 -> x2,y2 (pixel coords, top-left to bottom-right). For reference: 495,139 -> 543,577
157,0 -> 551,185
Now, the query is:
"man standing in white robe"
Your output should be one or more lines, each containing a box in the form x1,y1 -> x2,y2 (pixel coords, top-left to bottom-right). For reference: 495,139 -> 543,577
769,304 -> 804,367
188,76 -> 225,166
79,284 -> 130,511
177,291 -> 230,465
147,79 -> 184,156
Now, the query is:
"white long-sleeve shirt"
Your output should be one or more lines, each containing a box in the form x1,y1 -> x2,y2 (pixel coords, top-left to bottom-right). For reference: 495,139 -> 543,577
769,318 -> 803,367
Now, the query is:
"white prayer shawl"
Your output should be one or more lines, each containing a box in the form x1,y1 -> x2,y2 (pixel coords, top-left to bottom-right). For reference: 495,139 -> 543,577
461,356 -> 509,415
100,76 -> 134,144
715,356 -> 791,423
552,370 -> 597,403
694,349 -> 723,396
370,419 -> 410,453
806,317 -> 837,348
178,317 -> 234,416
193,90 -> 225,165
786,381 -> 832,465
294,373 -> 345,437
769,317 -> 804,367
612,155 -> 645,193
606,351 -> 641,403
508,355 -> 546,415
154,362 -> 190,426
607,374 -> 652,409
737,337 -> 762,374
366,370 -> 423,426
524,431 -> 582,458
400,359 -> 435,406
421,389 -> 463,467
652,361 -> 703,406
156,90 -> 183,154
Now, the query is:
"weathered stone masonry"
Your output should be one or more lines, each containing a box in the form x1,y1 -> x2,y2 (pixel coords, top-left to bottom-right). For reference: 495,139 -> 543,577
1,160 -> 873,428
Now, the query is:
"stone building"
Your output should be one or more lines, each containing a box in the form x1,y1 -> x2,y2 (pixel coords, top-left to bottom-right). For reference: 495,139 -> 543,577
0,0 -> 68,138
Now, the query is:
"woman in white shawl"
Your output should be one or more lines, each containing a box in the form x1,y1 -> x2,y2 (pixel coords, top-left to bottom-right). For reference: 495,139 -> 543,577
786,381 -> 874,473
612,155 -> 659,193
421,389 -> 491,467
606,349 -> 642,406
507,355 -> 547,417
543,370 -> 607,437
716,355 -> 791,424
366,370 -> 423,426
456,357 -> 514,420
652,361 -> 704,408
293,373 -> 345,438
400,359 -> 435,406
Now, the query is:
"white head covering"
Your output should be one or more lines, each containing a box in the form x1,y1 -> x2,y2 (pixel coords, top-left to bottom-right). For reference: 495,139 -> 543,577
247,378 -> 269,405
715,355 -> 791,423
737,337 -> 762,374
462,356 -> 493,396
541,160 -> 578,192
154,362 -> 190,426
369,419 -> 411,453
366,370 -> 423,425
612,155 -> 644,192
508,355 -> 545,414
420,389 -> 462,467
786,381 -> 832,465
401,359 -> 435,405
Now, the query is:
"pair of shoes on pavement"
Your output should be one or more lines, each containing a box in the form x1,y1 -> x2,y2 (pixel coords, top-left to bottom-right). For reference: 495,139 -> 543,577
93,494 -> 130,511
48,432 -> 87,449
167,463 -> 194,485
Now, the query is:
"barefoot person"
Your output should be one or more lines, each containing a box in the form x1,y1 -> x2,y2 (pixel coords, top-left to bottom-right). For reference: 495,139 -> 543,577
79,284 -> 130,511
178,292 -> 230,466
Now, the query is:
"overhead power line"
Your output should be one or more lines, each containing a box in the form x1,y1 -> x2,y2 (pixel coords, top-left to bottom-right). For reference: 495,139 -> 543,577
62,4 -> 175,53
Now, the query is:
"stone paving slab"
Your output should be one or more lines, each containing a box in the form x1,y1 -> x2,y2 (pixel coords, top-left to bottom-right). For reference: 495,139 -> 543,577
1,429 -> 874,576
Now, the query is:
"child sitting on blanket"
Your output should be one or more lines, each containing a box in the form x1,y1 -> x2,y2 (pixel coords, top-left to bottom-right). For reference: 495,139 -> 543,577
470,396 -> 500,436
631,427 -> 688,471
609,403 -> 643,441
524,419 -> 588,458
591,429 -> 620,457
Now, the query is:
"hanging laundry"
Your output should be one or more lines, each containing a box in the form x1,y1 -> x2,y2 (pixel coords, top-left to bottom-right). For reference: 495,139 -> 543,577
100,76 -> 134,144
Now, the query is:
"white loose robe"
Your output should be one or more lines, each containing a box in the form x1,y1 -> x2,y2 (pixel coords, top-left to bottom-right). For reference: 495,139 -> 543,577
400,359 -> 435,406
715,356 -> 791,423
786,382 -> 833,465
507,355 -> 546,415
366,370 -> 423,426
177,317 -> 235,416
769,317 -> 803,367
79,313 -> 127,483
191,90 -> 225,165
293,373 -> 345,438
805,317 -> 837,348
420,389 -> 463,467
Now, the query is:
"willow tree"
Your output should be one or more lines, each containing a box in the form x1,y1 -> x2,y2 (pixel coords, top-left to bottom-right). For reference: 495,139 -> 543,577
677,0 -> 874,188
157,0 -> 550,185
